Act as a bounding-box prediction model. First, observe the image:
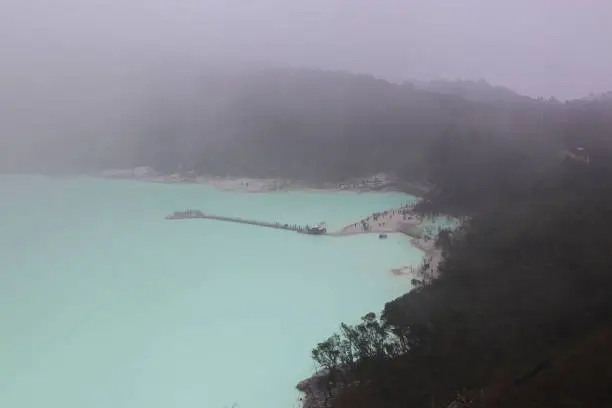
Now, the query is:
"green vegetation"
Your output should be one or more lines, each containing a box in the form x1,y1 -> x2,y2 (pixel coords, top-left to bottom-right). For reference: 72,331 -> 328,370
309,95 -> 612,407
134,69 -> 612,197
59,68 -> 605,186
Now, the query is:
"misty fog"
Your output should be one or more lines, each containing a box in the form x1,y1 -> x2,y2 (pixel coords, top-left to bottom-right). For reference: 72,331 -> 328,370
1,0 -> 611,170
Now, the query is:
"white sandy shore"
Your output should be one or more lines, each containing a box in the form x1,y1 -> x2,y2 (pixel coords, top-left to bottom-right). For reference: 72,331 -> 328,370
330,204 -> 447,280
100,168 -> 444,277
331,206 -> 422,236
97,168 -> 409,194
196,176 -> 295,192
295,210 -> 447,407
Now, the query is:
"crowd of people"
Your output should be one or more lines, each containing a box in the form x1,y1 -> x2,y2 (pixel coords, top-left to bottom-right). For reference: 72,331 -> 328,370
339,202 -> 419,235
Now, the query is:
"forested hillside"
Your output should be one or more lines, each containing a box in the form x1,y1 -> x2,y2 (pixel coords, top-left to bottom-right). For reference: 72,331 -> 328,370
132,68 -> 559,182
11,66 -> 612,194
308,151 -> 612,407
24,67 -> 604,186
409,79 -> 533,103
123,69 -> 612,191
306,81 -> 612,407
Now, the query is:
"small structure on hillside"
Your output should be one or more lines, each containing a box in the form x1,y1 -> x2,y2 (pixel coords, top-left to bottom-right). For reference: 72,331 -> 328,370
561,146 -> 590,164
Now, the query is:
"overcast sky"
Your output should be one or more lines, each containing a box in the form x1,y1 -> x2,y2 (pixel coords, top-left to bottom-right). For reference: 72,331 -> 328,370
2,0 -> 611,99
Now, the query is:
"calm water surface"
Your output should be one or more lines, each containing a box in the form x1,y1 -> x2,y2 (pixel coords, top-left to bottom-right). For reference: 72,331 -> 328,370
0,175 -> 423,408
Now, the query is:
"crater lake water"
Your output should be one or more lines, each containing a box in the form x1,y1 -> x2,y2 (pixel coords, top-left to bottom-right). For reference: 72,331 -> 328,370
0,175 -> 423,408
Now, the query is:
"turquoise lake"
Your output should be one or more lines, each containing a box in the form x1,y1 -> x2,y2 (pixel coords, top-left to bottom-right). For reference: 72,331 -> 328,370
0,175 -> 424,408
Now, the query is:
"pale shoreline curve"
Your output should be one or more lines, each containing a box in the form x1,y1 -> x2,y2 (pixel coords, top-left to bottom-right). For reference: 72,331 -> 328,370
106,168 -> 445,279
95,167 -> 430,196
328,206 -> 422,237
329,204 -> 446,281
152,171 -> 446,280
297,209 -> 450,408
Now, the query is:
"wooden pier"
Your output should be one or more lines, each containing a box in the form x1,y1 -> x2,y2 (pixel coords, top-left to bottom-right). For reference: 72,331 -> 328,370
165,210 -> 327,235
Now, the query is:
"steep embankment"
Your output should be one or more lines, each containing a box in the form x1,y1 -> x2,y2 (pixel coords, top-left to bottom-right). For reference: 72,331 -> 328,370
488,325 -> 612,408
308,158 -> 612,408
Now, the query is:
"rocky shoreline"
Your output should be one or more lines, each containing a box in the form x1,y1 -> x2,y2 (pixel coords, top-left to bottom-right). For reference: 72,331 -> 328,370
297,210 -> 455,408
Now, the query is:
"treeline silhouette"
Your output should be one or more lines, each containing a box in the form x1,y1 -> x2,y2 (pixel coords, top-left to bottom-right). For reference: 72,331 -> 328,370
305,78 -> 612,406
311,158 -> 612,407
17,67 -> 612,188
120,68 -> 599,184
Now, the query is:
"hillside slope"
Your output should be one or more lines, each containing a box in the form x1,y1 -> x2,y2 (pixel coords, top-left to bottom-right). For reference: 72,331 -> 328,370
491,325 -> 612,408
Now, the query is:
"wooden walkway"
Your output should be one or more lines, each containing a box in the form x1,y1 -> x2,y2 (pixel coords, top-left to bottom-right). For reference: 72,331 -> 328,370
165,210 -> 326,235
